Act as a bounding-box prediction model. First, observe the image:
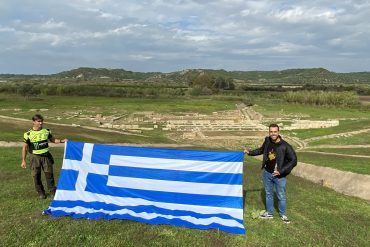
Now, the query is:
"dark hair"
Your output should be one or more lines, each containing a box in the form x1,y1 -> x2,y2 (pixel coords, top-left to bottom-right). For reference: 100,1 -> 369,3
32,114 -> 44,121
268,123 -> 279,131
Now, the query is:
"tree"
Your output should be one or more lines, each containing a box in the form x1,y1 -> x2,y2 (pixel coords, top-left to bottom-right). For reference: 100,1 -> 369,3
17,83 -> 33,97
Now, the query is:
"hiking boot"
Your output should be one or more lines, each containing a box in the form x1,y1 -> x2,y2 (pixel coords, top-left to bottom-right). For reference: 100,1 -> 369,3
260,211 -> 273,219
50,190 -> 56,198
280,215 -> 291,224
39,193 -> 47,199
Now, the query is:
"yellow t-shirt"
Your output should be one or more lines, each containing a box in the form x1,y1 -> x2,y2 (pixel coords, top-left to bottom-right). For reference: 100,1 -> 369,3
23,128 -> 52,155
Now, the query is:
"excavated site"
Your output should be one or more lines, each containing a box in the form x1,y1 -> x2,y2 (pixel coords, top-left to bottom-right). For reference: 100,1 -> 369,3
1,104 -> 369,200
20,103 -> 340,149
4,104 -> 341,149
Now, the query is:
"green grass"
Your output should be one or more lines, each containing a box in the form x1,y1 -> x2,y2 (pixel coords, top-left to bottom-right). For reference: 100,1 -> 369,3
0,118 -> 173,144
307,131 -> 370,146
253,99 -> 370,119
0,94 -> 237,116
1,147 -> 369,246
287,119 -> 370,140
305,148 -> 370,156
297,152 -> 370,175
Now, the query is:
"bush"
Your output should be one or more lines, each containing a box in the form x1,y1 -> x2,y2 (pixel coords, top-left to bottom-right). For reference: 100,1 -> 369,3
188,86 -> 213,96
284,90 -> 360,106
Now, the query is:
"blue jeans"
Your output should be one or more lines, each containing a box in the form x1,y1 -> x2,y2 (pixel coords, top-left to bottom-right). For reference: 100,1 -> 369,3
262,169 -> 287,216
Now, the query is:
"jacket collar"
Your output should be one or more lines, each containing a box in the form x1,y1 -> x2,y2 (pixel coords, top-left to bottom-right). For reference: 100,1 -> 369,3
268,135 -> 283,144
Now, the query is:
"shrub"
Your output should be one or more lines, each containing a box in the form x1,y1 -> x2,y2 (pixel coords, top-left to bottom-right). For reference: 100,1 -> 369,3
284,90 -> 360,106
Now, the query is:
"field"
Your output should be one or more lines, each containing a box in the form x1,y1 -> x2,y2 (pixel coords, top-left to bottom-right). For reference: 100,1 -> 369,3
306,132 -> 370,146
1,93 -> 370,174
296,151 -> 370,175
287,119 -> 370,139
1,93 -> 370,246
1,147 -> 369,247
307,148 -> 370,156
0,117 -> 173,144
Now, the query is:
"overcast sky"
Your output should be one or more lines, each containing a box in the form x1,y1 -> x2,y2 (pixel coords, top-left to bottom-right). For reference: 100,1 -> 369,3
1,0 -> 370,74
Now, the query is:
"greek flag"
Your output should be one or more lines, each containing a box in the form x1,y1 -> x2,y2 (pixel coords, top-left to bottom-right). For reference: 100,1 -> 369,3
45,141 -> 245,234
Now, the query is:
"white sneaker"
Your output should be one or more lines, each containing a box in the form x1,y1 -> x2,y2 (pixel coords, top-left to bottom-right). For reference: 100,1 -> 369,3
260,211 -> 273,219
280,215 -> 291,224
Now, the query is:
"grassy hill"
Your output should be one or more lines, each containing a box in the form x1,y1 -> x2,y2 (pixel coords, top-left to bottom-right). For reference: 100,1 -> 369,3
53,67 -> 160,81
1,67 -> 370,85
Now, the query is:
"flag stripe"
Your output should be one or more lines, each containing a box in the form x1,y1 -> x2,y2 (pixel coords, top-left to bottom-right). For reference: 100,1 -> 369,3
53,190 -> 243,219
48,207 -> 243,228
46,209 -> 245,234
107,176 -> 242,197
49,200 -> 243,223
92,143 -> 244,164
86,173 -> 242,208
110,155 -> 243,174
47,206 -> 243,228
108,166 -> 242,185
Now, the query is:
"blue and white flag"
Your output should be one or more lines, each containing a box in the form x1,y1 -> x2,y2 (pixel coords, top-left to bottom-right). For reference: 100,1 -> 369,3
45,141 -> 245,234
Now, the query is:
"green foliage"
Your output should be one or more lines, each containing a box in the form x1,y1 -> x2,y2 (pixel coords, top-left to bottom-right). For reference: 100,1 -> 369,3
189,72 -> 236,93
0,83 -> 187,98
253,98 -> 369,120
0,94 -> 237,116
249,209 -> 265,219
2,67 -> 370,86
1,67 -> 369,100
189,85 -> 212,96
54,67 -> 159,80
283,90 -> 360,106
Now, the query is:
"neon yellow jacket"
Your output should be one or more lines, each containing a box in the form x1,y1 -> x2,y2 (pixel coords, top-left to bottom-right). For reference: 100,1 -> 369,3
23,128 -> 52,155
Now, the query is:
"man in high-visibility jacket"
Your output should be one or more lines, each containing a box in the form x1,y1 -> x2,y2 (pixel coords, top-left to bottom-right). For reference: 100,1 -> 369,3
21,114 -> 67,199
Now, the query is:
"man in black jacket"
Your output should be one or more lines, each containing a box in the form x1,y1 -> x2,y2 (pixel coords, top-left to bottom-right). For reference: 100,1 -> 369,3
245,123 -> 297,223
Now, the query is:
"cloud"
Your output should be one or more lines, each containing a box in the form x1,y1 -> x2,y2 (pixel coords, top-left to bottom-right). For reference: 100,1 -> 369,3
129,54 -> 153,61
273,6 -> 341,24
40,18 -> 66,29
0,0 -> 369,73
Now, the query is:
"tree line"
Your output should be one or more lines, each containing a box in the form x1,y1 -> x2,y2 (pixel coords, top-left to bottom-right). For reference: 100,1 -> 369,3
0,83 -> 186,98
0,73 -> 236,97
283,91 -> 360,106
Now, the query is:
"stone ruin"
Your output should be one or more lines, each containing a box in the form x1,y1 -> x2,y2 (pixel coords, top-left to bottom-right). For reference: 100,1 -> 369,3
15,104 -> 342,145
282,120 -> 339,130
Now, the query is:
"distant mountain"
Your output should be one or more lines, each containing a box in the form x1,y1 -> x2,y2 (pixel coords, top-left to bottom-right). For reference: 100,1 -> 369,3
53,67 -> 160,80
1,67 -> 369,84
168,68 -> 370,84
174,68 -> 370,84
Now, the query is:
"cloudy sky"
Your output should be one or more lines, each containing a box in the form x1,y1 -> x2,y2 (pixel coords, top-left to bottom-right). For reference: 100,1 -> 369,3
1,0 -> 370,74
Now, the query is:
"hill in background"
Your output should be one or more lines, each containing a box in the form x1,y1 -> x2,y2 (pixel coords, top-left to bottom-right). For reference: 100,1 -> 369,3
1,67 -> 370,85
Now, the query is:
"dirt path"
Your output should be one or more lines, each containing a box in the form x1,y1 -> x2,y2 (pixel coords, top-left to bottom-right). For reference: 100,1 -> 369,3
0,141 -> 193,148
297,150 -> 370,159
0,114 -> 146,137
0,141 -> 24,147
304,144 -> 370,149
284,136 -> 307,149
303,128 -> 370,142
293,128 -> 370,150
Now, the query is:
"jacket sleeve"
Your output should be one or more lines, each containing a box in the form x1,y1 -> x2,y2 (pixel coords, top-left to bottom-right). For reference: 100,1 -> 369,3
279,143 -> 297,176
248,138 -> 267,156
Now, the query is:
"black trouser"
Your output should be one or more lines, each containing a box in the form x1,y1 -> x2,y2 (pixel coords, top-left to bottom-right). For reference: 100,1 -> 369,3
29,153 -> 56,195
